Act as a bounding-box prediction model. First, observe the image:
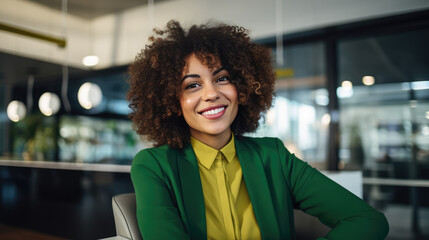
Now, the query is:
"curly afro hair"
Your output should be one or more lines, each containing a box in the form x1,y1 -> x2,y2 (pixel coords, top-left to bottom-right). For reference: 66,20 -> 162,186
127,20 -> 276,148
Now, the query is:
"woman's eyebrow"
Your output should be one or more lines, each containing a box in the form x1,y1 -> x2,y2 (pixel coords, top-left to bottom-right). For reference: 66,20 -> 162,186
212,67 -> 226,76
181,74 -> 200,82
181,67 -> 226,82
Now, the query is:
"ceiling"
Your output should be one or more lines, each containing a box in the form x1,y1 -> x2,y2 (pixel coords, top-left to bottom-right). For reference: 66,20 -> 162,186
26,0 -> 166,20
0,0 -> 172,117
1,0 -> 169,86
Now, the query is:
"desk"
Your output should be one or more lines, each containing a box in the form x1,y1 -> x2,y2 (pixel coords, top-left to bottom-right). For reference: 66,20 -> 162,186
0,160 -> 134,239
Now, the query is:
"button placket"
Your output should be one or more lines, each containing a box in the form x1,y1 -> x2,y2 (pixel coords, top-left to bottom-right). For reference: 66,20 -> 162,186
222,155 -> 241,239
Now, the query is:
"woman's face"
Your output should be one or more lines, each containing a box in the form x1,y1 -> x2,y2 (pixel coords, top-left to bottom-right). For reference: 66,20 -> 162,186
179,54 -> 238,144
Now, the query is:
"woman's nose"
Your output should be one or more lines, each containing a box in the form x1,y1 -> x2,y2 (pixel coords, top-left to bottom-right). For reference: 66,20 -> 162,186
202,83 -> 219,101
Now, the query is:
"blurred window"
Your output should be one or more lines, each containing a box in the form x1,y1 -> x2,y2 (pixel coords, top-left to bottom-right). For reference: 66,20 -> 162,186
248,42 -> 329,167
338,28 -> 429,238
58,115 -> 150,164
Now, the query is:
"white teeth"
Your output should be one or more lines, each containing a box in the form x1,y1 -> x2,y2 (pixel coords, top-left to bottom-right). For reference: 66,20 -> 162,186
202,107 -> 225,116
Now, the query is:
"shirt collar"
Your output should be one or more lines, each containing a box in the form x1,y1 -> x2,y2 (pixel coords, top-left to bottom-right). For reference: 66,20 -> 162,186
190,135 -> 236,169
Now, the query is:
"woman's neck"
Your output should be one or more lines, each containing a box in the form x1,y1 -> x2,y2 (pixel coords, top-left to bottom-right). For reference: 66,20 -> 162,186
190,129 -> 232,150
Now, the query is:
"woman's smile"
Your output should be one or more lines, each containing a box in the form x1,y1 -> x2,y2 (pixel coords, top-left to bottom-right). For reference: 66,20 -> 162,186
199,105 -> 227,119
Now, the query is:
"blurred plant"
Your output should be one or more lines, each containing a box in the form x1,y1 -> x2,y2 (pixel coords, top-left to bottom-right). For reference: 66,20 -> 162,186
11,113 -> 58,161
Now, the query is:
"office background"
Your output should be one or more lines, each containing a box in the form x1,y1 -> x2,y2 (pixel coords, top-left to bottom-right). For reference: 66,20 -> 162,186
1,0 -> 429,239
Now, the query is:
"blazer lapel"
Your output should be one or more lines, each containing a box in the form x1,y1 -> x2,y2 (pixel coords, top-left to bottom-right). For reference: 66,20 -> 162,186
235,137 -> 281,239
177,145 -> 207,240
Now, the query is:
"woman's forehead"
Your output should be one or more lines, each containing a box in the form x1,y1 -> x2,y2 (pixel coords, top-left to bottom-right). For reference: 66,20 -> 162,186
182,53 -> 222,73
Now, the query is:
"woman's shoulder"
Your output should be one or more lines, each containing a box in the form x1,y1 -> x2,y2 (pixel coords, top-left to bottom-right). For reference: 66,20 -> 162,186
237,136 -> 294,161
134,144 -> 171,160
132,144 -> 182,170
237,135 -> 283,149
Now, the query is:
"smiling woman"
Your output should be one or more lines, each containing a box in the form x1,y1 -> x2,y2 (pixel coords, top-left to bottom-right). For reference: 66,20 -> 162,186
127,20 -> 274,149
127,21 -> 275,148
126,20 -> 389,240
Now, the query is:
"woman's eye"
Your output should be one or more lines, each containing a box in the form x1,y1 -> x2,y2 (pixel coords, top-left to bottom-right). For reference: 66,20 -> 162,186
185,82 -> 200,89
217,76 -> 230,83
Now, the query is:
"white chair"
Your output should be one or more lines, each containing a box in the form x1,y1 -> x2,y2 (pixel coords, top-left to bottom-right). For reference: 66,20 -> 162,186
112,193 -> 142,240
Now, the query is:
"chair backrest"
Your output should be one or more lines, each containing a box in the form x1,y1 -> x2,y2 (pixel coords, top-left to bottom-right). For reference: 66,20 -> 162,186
294,209 -> 330,240
112,193 -> 142,240
112,193 -> 330,240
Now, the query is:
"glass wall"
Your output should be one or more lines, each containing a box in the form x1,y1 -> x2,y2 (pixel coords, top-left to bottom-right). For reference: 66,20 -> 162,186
5,66 -> 141,163
249,42 -> 329,167
254,13 -> 429,239
0,84 -> 5,157
338,29 -> 429,239
58,115 -> 149,164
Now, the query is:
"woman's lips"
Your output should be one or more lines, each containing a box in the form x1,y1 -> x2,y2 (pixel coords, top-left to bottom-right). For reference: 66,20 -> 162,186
199,106 -> 226,119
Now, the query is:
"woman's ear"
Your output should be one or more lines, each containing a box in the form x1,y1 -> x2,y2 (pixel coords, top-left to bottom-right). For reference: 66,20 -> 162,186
177,110 -> 182,116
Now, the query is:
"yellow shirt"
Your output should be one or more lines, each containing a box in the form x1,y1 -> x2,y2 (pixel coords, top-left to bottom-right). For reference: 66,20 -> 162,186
191,135 -> 261,240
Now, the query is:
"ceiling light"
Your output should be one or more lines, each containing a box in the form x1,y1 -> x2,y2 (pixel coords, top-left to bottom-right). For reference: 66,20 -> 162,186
78,82 -> 103,109
341,80 -> 353,89
422,126 -> 429,136
426,111 -> 429,120
362,76 -> 375,86
321,113 -> 331,126
39,92 -> 60,116
82,55 -> 99,67
7,101 -> 26,122
314,89 -> 329,106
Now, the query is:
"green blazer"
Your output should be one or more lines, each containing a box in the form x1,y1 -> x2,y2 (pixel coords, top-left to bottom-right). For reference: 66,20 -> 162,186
131,136 -> 388,240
